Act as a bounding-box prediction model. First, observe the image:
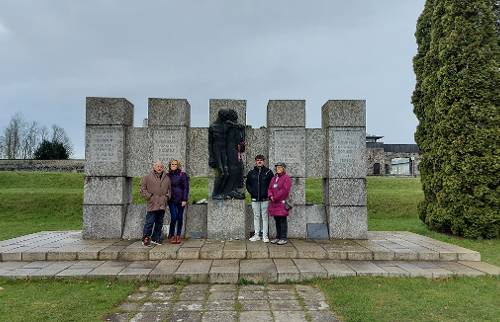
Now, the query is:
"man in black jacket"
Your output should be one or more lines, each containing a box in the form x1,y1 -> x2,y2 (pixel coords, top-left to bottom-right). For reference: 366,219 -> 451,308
246,154 -> 274,242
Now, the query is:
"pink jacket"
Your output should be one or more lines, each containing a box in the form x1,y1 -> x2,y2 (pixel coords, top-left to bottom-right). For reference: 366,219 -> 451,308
267,172 -> 292,216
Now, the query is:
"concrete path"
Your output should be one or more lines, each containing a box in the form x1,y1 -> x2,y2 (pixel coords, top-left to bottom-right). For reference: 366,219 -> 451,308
0,231 -> 481,262
103,284 -> 338,322
1,259 -> 498,282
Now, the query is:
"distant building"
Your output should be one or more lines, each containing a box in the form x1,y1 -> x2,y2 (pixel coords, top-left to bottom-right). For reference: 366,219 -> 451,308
366,135 -> 420,176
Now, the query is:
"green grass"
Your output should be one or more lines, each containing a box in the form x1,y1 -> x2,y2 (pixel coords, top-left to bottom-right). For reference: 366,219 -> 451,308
0,279 -> 139,322
314,276 -> 500,322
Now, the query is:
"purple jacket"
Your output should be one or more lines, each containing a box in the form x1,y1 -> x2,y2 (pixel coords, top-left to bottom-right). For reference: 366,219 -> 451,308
167,169 -> 189,204
267,172 -> 292,216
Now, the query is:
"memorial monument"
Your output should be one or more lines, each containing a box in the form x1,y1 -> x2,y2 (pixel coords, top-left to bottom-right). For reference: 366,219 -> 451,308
83,97 -> 367,240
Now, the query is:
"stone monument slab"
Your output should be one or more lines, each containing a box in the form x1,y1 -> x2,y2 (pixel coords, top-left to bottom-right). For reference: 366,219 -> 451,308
209,99 -> 246,124
121,205 -> 147,239
326,179 -> 366,206
148,98 -> 190,127
207,200 -> 246,240
126,127 -> 152,177
83,177 -> 131,205
151,128 -> 186,165
328,206 -> 368,239
267,100 -> 305,127
86,97 -> 134,126
327,128 -> 365,178
187,128 -> 209,177
85,126 -> 126,176
321,100 -> 366,128
306,128 -> 326,178
268,128 -> 306,178
83,205 -> 126,239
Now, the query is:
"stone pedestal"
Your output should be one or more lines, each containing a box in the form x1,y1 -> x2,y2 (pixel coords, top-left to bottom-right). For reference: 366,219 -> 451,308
322,100 -> 368,239
207,200 -> 246,240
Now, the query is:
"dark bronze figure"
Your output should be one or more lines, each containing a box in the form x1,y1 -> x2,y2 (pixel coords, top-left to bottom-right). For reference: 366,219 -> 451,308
208,109 -> 246,199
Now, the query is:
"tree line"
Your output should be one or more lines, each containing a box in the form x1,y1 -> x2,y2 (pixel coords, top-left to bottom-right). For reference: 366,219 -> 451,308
0,113 -> 73,160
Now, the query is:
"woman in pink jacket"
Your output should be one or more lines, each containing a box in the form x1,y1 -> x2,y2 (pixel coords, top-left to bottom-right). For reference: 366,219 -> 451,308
267,162 -> 292,245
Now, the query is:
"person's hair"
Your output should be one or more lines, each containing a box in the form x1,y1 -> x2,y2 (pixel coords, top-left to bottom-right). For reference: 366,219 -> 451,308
168,159 -> 182,171
255,154 -> 265,160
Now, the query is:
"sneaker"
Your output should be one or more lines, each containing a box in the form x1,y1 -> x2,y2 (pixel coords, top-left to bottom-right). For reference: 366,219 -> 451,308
249,235 -> 261,242
277,239 -> 288,245
151,240 -> 162,246
262,236 -> 270,243
270,239 -> 279,244
142,236 -> 151,247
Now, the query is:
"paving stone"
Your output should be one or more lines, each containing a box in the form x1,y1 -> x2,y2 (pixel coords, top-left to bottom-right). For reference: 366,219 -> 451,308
239,311 -> 273,322
173,300 -> 205,311
126,292 -> 150,302
273,311 -> 307,322
392,249 -> 419,261
293,259 -> 327,279
174,260 -> 212,283
78,245 -> 109,260
239,299 -> 270,311
223,241 -> 247,259
103,312 -> 129,322
207,291 -> 236,300
149,291 -> 175,302
99,245 -> 128,260
130,311 -> 167,322
373,262 -> 410,276
246,242 -> 269,259
178,284 -> 209,301
118,261 -> 159,280
56,267 -> 96,278
434,262 -> 485,277
21,261 -> 53,269
201,310 -> 237,322
308,311 -> 340,322
155,284 -> 179,292
118,247 -> 150,261
177,247 -> 200,259
346,261 -> 389,276
392,262 -> 434,278
269,299 -> 302,311
209,259 -> 239,284
295,285 -> 326,301
240,259 -> 277,283
21,248 -> 49,261
206,299 -> 235,311
274,259 -> 300,282
149,244 -> 180,260
318,260 -> 356,277
458,261 -> 500,275
27,261 -> 75,278
268,245 -> 297,258
239,284 -> 266,291
291,242 -> 327,259
268,289 -> 298,300
139,301 -> 171,312
149,260 -> 182,283
209,284 -> 237,292
303,299 -> 331,311
88,261 -> 128,277
238,290 -> 268,300
169,311 -> 202,322
181,239 -> 205,248
439,251 -> 458,261
199,242 -> 224,259
117,301 -> 140,312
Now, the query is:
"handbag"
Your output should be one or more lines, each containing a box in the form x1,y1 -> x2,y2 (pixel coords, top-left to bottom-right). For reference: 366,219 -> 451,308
284,199 -> 293,210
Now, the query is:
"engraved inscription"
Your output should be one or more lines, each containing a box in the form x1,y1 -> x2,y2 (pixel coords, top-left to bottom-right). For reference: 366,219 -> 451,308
153,129 -> 182,162
273,130 -> 304,164
329,130 -> 363,165
88,128 -> 120,162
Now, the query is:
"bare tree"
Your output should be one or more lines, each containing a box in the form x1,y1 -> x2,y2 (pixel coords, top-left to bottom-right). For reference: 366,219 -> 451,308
1,113 -> 25,159
51,125 -> 73,157
20,121 -> 41,159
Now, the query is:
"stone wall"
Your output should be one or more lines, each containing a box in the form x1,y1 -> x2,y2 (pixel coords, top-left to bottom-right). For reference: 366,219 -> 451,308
83,97 -> 368,240
0,159 -> 84,172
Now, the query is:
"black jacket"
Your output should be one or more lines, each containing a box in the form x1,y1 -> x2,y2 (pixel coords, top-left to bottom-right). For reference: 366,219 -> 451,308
246,166 -> 274,201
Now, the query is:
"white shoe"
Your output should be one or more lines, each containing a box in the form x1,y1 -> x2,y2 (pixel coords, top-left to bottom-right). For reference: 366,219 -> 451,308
262,237 -> 269,243
249,235 -> 261,242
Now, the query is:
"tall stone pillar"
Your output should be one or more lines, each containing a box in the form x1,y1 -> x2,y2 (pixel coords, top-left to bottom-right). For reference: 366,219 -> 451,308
267,100 -> 307,238
207,99 -> 247,240
83,97 -> 133,239
322,100 -> 367,239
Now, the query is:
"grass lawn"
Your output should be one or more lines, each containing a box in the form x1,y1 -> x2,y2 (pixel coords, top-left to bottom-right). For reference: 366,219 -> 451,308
1,172 -> 499,322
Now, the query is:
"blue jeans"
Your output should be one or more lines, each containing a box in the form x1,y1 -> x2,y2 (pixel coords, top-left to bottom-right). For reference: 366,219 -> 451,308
143,210 -> 165,242
168,202 -> 185,237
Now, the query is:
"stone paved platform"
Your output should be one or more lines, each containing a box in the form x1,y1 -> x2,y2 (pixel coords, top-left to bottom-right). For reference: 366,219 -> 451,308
0,231 -> 481,262
103,284 -> 339,322
1,258 -> 498,282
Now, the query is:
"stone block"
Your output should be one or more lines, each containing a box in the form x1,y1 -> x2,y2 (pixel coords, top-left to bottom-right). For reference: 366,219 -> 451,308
126,127 -> 152,177
149,244 -> 180,260
273,259 -> 300,282
83,205 -> 125,239
85,126 -> 126,176
266,100 -> 305,127
209,99 -> 246,124
121,205 -> 147,240
239,259 -> 277,283
321,100 -> 365,128
184,204 -> 207,239
207,200 -> 246,240
268,205 -> 326,239
86,97 -> 134,126
83,177 -> 131,205
306,128 -> 326,178
293,259 -> 327,280
328,206 -> 367,239
186,127 -> 209,177
268,128 -> 306,178
307,223 -> 329,240
244,127 -> 269,174
326,128 -> 366,178
318,260 -> 356,277
151,127 -> 187,166
288,177 -> 306,206
200,242 -> 224,259
209,259 -> 239,283
325,179 -> 366,206
148,98 -> 190,127
223,241 -> 247,259
174,259 -> 212,283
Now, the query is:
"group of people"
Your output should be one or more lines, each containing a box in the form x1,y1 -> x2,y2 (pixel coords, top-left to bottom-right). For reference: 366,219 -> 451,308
139,155 -> 292,246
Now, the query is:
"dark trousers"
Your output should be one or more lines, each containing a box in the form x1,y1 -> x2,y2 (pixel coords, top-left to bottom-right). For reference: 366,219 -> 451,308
168,202 -> 184,237
143,210 -> 165,242
274,216 -> 288,240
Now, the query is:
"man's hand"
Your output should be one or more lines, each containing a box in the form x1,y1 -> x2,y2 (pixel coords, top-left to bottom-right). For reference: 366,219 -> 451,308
181,201 -> 187,207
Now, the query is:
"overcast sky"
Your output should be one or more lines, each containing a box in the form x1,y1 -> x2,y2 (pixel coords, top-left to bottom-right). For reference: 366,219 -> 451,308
0,0 -> 425,158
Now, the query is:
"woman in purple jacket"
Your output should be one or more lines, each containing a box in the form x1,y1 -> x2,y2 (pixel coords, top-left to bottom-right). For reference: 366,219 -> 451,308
167,159 -> 190,244
268,162 -> 292,245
